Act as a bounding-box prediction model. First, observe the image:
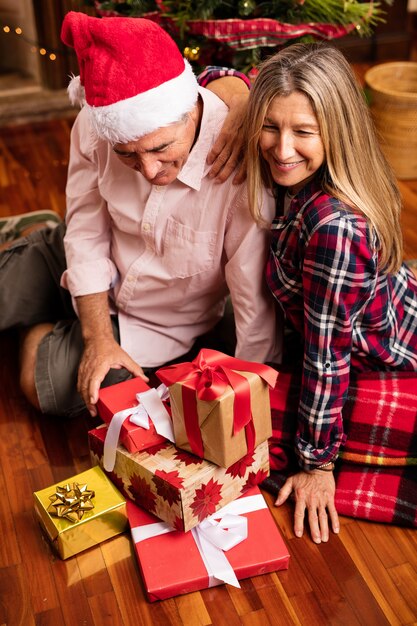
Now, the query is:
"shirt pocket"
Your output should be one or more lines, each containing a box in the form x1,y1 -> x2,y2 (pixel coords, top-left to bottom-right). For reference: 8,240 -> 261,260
163,217 -> 217,278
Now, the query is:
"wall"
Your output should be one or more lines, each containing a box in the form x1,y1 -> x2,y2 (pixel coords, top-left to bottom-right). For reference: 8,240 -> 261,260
0,0 -> 40,81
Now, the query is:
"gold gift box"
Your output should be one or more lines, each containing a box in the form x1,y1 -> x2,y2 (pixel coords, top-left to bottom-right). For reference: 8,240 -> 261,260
170,370 -> 273,468
33,465 -> 127,559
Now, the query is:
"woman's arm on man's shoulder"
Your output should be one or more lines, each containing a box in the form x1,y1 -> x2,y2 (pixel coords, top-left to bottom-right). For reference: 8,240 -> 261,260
198,66 -> 250,183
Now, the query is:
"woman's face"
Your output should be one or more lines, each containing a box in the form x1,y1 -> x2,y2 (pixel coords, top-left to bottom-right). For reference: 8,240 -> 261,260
259,91 -> 325,194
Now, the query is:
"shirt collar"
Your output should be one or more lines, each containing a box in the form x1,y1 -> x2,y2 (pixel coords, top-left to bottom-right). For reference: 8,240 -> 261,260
176,87 -> 222,191
277,175 -> 323,212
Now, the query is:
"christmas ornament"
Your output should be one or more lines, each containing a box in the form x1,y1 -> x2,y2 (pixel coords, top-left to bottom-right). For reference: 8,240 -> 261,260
184,45 -> 201,62
238,0 -> 256,17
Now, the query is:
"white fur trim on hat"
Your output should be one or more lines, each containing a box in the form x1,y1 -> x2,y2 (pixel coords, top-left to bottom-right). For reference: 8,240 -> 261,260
86,60 -> 198,145
67,74 -> 85,107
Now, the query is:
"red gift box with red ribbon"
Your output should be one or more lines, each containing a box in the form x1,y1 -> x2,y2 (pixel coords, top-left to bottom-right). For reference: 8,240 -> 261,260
157,349 -> 278,468
128,485 -> 290,602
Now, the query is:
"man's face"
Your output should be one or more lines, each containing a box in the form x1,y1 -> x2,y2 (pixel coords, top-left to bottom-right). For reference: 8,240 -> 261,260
112,109 -> 199,186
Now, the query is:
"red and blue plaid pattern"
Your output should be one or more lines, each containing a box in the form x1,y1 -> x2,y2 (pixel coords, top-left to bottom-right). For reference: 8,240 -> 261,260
265,179 -> 417,471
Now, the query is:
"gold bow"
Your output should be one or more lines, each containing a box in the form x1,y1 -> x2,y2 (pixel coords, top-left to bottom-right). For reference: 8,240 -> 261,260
47,482 -> 95,523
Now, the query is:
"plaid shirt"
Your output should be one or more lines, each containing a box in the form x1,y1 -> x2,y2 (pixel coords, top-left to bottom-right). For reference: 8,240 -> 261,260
266,178 -> 417,470
198,66 -> 251,89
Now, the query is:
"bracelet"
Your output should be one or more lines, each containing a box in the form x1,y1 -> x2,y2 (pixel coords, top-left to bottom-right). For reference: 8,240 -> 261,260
314,461 -> 335,472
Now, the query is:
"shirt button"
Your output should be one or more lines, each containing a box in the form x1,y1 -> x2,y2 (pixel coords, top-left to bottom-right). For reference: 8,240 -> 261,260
325,362 -> 331,369
127,275 -> 135,282
143,223 -> 151,231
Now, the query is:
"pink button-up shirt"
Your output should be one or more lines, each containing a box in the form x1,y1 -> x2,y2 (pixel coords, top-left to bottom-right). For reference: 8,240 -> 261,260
62,88 -> 281,367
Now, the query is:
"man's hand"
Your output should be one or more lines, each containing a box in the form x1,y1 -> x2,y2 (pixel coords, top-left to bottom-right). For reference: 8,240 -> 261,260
76,292 -> 148,416
77,335 -> 147,416
275,469 -> 340,543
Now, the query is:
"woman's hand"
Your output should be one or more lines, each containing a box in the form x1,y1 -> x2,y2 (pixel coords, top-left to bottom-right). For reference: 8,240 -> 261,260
207,91 -> 249,184
275,469 -> 340,543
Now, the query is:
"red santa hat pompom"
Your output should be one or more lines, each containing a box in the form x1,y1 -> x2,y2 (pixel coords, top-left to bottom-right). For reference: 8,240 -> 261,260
61,12 -> 199,144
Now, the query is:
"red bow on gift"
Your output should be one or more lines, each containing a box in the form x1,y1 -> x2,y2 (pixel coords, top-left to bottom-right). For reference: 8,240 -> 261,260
157,349 -> 278,459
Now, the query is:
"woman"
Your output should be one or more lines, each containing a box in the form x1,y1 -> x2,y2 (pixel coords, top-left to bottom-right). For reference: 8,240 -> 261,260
205,43 -> 417,543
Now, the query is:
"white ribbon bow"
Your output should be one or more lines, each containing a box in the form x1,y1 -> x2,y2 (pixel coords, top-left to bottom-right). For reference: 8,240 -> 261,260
103,383 -> 174,471
191,514 -> 247,587
131,493 -> 267,589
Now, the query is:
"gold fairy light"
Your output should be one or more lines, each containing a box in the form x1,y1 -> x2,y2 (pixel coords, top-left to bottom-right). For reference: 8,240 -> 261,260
1,23 -> 63,62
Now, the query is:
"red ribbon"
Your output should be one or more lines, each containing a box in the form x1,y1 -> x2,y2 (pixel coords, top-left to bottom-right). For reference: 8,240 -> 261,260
95,5 -> 361,48
157,349 -> 278,459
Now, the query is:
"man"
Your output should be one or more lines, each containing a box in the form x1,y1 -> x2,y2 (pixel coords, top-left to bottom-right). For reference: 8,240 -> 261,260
0,12 -> 280,418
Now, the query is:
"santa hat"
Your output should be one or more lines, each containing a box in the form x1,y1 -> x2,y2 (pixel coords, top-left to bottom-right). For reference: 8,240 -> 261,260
61,12 -> 199,144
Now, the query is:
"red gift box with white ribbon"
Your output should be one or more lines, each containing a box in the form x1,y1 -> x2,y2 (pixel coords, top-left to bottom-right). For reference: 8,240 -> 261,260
128,485 -> 290,602
97,377 -> 174,463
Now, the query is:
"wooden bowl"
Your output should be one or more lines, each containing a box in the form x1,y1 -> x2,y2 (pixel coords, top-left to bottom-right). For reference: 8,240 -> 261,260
365,62 -> 417,180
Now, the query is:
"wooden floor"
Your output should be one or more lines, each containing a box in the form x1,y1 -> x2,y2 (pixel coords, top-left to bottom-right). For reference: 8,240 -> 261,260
1,74 -> 417,626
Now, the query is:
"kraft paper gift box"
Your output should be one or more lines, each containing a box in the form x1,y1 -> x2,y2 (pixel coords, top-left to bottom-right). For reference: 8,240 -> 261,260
33,465 -> 128,560
128,486 -> 290,602
89,424 -> 270,532
156,348 -> 278,468
97,377 -> 172,455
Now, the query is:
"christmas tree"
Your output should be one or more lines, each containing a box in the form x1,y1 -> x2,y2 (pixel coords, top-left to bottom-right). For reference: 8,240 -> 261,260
89,0 -> 391,73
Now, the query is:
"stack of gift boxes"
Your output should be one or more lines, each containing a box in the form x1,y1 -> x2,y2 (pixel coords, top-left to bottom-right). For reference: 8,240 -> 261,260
33,349 -> 290,601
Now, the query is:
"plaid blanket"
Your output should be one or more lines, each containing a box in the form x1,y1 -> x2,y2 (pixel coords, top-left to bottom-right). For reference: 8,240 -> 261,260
262,368 -> 417,527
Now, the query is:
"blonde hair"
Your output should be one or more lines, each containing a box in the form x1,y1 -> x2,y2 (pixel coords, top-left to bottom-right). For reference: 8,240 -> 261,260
245,43 -> 403,274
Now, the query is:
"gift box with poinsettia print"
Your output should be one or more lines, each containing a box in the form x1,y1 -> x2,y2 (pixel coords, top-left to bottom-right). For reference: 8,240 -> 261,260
156,348 -> 278,468
33,466 -> 128,559
89,424 -> 270,532
127,485 -> 290,602
97,377 -> 174,458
